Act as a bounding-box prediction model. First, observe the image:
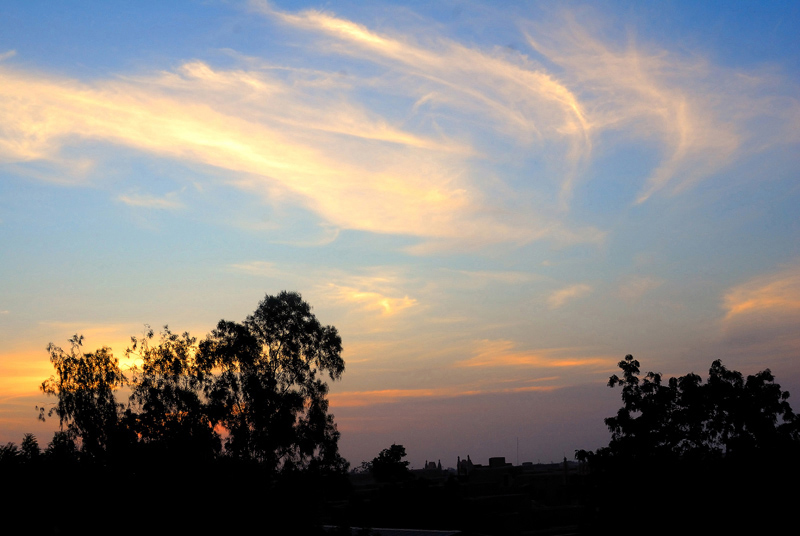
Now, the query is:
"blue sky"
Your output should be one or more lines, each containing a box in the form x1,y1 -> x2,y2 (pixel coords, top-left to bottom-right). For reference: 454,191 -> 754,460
1,0 -> 799,467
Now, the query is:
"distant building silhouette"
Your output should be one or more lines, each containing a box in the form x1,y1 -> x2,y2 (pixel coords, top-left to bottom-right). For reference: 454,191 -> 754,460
457,454 -> 474,476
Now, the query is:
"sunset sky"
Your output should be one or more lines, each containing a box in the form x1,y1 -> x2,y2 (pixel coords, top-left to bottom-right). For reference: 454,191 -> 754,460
2,0 -> 799,468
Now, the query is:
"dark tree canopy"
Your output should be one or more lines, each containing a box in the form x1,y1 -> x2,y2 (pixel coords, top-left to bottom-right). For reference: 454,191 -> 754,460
20,433 -> 40,461
36,291 -> 348,474
38,335 -> 127,460
199,291 -> 346,472
127,326 -> 221,461
371,443 -> 411,482
602,354 -> 799,461
578,355 -> 800,534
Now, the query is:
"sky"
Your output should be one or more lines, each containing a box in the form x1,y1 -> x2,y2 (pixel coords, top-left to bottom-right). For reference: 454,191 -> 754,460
1,0 -> 799,469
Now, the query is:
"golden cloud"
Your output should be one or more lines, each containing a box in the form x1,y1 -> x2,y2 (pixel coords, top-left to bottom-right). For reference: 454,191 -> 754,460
328,382 -> 560,408
324,283 -> 418,316
456,339 -> 609,369
716,264 -> 800,360
0,60 -> 596,250
723,265 -> 800,320
4,4 -> 795,252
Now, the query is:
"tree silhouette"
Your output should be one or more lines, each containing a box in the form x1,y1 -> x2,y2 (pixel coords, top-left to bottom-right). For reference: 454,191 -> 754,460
197,291 -> 346,472
127,326 -> 221,461
13,294 -> 352,535
580,355 -> 800,534
20,433 -> 40,462
45,430 -> 77,461
371,444 -> 410,482
0,442 -> 20,465
38,335 -> 127,460
603,354 -> 798,461
36,291 -> 348,475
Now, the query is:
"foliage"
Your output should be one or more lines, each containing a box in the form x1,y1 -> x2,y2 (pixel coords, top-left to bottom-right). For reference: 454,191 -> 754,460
38,334 -> 127,459
198,291 -> 346,472
20,433 -> 40,461
127,326 -> 221,460
602,354 -> 799,461
576,355 -> 800,534
371,444 -> 411,482
45,430 -> 78,460
36,291 -> 347,474
351,460 -> 373,474
0,435 -> 40,465
0,442 -> 20,465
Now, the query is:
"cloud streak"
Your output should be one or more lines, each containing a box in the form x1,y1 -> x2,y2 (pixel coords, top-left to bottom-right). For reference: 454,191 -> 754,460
0,58 -> 601,250
228,262 -> 421,320
324,284 -> 418,317
456,339 -> 609,369
329,382 -> 560,408
5,5 -> 789,254
723,265 -> 800,320
118,192 -> 184,210
548,283 -> 592,309
717,263 -> 800,360
262,1 -> 592,204
526,12 -> 799,203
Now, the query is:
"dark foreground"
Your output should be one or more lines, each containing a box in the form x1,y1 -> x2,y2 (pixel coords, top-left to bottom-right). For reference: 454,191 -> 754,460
3,454 -> 797,536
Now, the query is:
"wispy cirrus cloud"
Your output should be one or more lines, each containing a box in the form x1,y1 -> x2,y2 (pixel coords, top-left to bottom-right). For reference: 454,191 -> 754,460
228,261 -> 284,278
320,269 -> 422,318
329,381 -> 560,408
0,58 -> 599,250
526,12 -> 800,204
718,263 -> 800,358
118,191 -> 184,209
456,339 -> 609,369
259,1 -> 592,205
324,284 -> 418,317
228,262 -> 420,318
548,283 -> 592,309
261,2 -> 799,210
151,58 -> 471,155
723,265 -> 800,320
2,3 -> 796,256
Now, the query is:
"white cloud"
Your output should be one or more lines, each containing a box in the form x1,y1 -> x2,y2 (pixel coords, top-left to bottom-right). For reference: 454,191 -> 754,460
1,5 -> 796,252
264,3 -> 592,205
525,11 -> 798,204
0,60 -> 594,250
